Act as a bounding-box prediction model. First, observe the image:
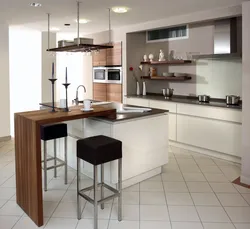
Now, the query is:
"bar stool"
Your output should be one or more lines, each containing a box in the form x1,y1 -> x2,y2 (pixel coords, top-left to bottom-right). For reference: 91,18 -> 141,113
76,135 -> 122,229
40,123 -> 68,191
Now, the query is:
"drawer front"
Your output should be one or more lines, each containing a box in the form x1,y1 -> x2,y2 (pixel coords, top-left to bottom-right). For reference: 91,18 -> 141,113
149,100 -> 177,113
177,114 -> 242,157
177,103 -> 242,123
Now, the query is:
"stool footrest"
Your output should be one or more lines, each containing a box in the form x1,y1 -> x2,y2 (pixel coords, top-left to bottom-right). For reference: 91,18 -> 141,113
78,182 -> 120,206
46,163 -> 66,170
79,183 -> 103,193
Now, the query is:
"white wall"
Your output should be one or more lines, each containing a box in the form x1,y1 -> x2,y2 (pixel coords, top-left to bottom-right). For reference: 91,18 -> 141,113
56,33 -> 93,103
9,27 -> 42,136
0,22 -> 10,138
42,32 -> 57,103
241,1 -> 250,185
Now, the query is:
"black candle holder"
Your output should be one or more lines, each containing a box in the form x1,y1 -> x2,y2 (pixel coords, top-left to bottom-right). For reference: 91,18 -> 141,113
62,83 -> 71,112
48,78 -> 57,113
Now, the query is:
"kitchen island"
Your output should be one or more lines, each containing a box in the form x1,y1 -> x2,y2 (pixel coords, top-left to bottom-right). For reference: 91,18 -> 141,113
16,103 -> 169,226
52,103 -> 169,189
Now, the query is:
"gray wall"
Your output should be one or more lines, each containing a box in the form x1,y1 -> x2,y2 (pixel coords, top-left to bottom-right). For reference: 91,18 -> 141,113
126,21 -> 242,98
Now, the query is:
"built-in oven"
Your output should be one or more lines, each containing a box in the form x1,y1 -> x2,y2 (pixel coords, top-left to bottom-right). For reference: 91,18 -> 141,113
93,67 -> 107,83
107,67 -> 122,84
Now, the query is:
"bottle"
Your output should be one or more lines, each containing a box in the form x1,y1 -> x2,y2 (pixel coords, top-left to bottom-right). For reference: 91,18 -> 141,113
142,82 -> 146,96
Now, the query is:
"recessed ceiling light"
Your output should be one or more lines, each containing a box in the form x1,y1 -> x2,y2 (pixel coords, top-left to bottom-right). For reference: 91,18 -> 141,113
112,6 -> 129,13
30,2 -> 42,7
50,27 -> 60,31
75,19 -> 90,24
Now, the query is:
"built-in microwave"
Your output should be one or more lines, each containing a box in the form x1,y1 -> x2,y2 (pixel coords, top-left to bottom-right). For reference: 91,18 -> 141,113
93,67 -> 107,83
93,67 -> 122,84
107,67 -> 122,84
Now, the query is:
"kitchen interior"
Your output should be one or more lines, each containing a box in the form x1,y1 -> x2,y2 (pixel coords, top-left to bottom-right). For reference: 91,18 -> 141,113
1,1 -> 250,229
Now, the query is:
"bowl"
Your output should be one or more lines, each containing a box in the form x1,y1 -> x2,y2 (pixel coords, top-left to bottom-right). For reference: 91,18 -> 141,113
162,72 -> 174,77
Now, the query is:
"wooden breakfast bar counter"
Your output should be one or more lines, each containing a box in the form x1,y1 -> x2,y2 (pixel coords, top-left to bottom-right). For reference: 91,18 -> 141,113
14,106 -> 116,227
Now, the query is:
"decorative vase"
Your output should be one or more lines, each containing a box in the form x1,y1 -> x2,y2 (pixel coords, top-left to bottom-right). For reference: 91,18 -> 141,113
136,81 -> 140,95
149,54 -> 154,62
142,82 -> 146,96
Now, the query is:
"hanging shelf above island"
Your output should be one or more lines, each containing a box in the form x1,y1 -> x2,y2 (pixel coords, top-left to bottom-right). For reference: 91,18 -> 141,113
47,43 -> 113,52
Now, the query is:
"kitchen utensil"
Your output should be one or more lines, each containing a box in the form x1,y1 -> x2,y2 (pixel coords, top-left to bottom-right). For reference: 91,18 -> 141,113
162,88 -> 174,98
198,95 -> 210,103
58,40 -> 74,47
226,95 -> 240,105
162,72 -> 174,77
74,37 -> 93,45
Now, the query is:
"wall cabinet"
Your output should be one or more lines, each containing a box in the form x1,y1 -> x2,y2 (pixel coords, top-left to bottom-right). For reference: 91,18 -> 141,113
93,83 -> 107,101
92,49 -> 107,67
107,42 -> 122,66
107,84 -> 122,103
92,42 -> 122,67
93,83 -> 122,102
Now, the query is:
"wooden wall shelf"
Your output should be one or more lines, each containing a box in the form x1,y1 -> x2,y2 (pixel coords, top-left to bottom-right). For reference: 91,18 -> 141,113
140,60 -> 192,65
141,76 -> 192,81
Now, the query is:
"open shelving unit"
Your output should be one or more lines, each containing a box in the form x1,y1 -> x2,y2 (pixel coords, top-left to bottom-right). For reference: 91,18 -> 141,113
140,60 -> 192,65
141,76 -> 192,81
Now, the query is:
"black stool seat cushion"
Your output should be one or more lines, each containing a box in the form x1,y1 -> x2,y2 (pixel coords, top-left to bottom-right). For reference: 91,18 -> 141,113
77,135 -> 122,165
41,123 -> 68,141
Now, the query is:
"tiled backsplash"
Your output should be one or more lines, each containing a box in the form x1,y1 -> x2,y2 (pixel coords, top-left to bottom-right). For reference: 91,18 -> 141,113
145,58 -> 242,99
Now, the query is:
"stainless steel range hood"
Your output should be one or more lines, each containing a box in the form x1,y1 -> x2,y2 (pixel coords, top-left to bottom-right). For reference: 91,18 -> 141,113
193,17 -> 242,59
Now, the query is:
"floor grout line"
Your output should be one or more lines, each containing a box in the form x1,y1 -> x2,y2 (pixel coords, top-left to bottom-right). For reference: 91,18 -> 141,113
193,154 -> 237,229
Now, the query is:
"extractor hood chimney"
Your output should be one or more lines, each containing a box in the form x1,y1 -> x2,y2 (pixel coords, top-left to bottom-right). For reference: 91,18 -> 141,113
194,17 -> 242,59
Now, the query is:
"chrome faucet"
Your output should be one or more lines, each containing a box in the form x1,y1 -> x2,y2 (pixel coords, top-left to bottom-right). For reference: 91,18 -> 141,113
74,85 -> 86,105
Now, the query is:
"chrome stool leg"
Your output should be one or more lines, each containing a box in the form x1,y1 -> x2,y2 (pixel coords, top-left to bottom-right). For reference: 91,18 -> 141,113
54,139 -> 57,178
101,164 -> 104,210
64,137 -> 68,185
118,158 -> 122,221
94,165 -> 98,229
77,157 -> 81,220
43,141 -> 48,192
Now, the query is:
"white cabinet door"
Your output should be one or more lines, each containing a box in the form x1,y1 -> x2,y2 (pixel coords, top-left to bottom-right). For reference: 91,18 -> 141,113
149,100 -> 177,141
168,113 -> 177,141
177,114 -> 242,157
125,98 -> 150,107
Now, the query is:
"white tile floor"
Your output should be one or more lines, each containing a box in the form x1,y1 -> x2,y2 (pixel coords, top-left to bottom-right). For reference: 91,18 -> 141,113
1,140 -> 250,229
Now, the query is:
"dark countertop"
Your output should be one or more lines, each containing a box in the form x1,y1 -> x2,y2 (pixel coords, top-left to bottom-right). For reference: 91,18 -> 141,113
40,102 -> 168,123
126,94 -> 242,110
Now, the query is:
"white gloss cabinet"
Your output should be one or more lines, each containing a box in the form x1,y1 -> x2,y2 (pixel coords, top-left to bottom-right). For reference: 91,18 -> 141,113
125,97 -> 150,107
176,114 -> 242,157
149,100 -> 177,141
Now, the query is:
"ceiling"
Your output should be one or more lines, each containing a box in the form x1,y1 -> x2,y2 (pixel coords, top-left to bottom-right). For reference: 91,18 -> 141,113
0,0 -> 248,34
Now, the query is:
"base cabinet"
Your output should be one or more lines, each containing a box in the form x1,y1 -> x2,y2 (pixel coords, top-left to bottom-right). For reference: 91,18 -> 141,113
107,84 -> 122,103
125,98 -> 150,107
177,114 -> 242,157
93,83 -> 107,101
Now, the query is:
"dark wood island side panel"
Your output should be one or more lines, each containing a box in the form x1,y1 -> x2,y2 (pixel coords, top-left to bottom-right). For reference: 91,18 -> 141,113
14,106 -> 116,226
